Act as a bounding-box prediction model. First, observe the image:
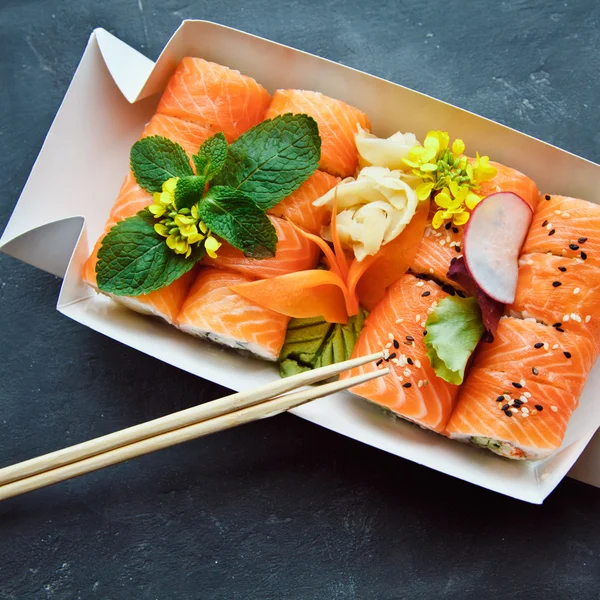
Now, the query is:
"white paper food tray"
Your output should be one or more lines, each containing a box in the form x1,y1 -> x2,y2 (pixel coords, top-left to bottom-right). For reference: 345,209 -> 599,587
2,21 -> 599,504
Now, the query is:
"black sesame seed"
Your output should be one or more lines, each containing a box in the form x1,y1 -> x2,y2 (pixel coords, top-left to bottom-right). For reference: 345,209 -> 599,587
455,245 -> 461,253
552,322 -> 562,328
405,335 -> 414,342
558,266 -> 567,272
388,353 -> 397,360
552,281 -> 562,287
404,341 -> 413,346
376,359 -> 383,366
581,251 -> 587,260
512,382 -> 523,389
556,327 -> 565,333
505,410 -> 513,417
502,403 -> 509,411
496,395 -> 504,402
445,222 -> 451,230
549,229 -> 556,236
423,330 -> 427,336
535,404 -> 544,411
569,243 -> 579,251
532,367 -> 539,375
393,339 -> 399,349
422,291 -> 431,297
452,227 -> 459,234
542,219 -> 549,228
407,358 -> 414,365
513,399 -> 524,407
545,194 -> 551,201
403,382 -> 412,388
450,257 -> 457,265
564,351 -> 572,359
578,237 -> 588,244
534,342 -> 544,349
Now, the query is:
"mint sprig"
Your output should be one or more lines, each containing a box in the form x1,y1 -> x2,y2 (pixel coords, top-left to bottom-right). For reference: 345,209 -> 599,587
214,114 -> 321,210
130,136 -> 193,193
193,132 -> 228,181
96,213 -> 204,296
199,187 -> 277,258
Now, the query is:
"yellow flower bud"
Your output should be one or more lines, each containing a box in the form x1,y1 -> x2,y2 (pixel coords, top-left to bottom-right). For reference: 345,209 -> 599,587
451,139 -> 465,156
205,235 -> 222,258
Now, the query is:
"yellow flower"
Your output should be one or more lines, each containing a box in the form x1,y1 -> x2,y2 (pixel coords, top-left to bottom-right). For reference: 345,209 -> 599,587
451,139 -> 465,156
162,177 -> 178,194
473,153 -> 497,182
154,223 -> 170,237
148,203 -> 167,218
431,210 -> 445,229
199,221 -> 208,235
465,192 -> 482,210
205,235 -> 221,258
424,130 -> 449,154
416,182 -> 434,201
453,212 -> 470,226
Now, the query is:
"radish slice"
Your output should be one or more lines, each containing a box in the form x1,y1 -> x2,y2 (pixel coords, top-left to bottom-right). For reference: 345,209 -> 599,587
463,192 -> 533,304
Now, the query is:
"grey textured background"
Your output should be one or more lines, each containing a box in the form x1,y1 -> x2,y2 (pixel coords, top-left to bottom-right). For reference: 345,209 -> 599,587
1,1 -> 600,599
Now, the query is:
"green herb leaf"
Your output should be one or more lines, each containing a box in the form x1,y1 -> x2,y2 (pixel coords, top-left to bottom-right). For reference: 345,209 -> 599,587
198,186 -> 277,258
174,175 -> 206,210
130,136 -> 193,193
193,132 -> 228,181
278,309 -> 368,378
424,296 -> 485,385
96,214 -> 203,296
213,114 -> 321,210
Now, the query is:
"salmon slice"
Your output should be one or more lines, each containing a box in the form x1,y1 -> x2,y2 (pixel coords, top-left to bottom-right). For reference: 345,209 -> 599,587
268,170 -> 340,235
446,367 -> 579,460
341,274 -> 459,432
176,269 -> 290,361
265,89 -> 371,178
109,172 -> 152,223
472,316 -> 596,398
202,215 -> 321,279
410,163 -> 538,286
521,194 -> 600,269
141,113 -> 214,157
156,57 -> 272,143
510,253 -> 600,352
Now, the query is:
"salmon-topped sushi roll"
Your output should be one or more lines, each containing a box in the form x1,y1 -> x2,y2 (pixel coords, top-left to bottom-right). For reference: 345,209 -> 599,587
141,113 -> 214,157
176,269 -> 290,361
342,274 -> 459,433
268,170 -> 340,235
156,57 -> 272,142
265,89 -> 371,178
521,194 -> 600,268
202,216 -> 321,279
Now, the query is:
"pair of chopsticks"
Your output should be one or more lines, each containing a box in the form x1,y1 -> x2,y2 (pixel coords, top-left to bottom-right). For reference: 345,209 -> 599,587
0,352 -> 387,501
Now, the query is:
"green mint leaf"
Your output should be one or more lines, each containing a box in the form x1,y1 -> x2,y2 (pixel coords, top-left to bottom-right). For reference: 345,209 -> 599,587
278,309 -> 368,378
96,215 -> 203,296
175,175 -> 206,210
198,186 -> 277,258
130,136 -> 193,193
424,296 -> 485,385
193,132 -> 228,181
213,114 -> 321,210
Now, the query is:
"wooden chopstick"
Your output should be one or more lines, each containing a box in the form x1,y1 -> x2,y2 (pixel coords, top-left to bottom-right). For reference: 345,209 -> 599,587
0,367 -> 389,501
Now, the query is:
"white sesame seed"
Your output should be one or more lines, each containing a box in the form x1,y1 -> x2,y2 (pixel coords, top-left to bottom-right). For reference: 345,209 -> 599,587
543,342 -> 549,350
415,359 -> 422,368
522,406 -> 530,414
391,358 -> 399,365
420,321 -> 426,327
554,210 -> 562,215
573,314 -> 582,323
562,212 -> 570,217
524,392 -> 532,398
552,343 -> 559,350
575,257 -> 584,264
403,369 -> 411,377
395,318 -> 404,324
383,349 -> 390,359
504,394 -> 511,401
508,399 -> 514,406
385,342 -> 392,349
416,281 -> 424,287
520,379 -> 526,386
546,223 -> 553,230
571,312 -> 578,320
551,406 -> 558,412
415,314 -> 421,322
520,395 -> 527,402
418,380 -> 423,388
585,315 -> 591,323
388,332 -> 394,341
446,235 -> 451,243
439,240 -> 446,246
398,375 -> 404,382
563,315 -> 570,322
562,249 -> 567,255
429,268 -> 434,274
521,412 -> 529,418
573,287 -> 581,295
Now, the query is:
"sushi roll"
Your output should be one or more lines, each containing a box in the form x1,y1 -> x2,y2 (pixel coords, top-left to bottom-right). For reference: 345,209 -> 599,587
156,57 -> 272,142
176,269 -> 290,361
267,170 -> 340,235
265,89 -> 371,178
202,215 -> 321,279
342,274 -> 460,433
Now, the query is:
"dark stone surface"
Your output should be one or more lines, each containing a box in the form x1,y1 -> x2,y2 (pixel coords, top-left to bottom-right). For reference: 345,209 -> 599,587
1,0 -> 599,598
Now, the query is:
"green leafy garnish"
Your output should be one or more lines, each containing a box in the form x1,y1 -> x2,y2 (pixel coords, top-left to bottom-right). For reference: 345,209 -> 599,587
96,212 -> 204,296
174,175 -> 206,210
198,186 -> 277,258
424,296 -> 485,385
278,309 -> 368,378
130,136 -> 193,193
214,114 -> 321,210
193,132 -> 228,181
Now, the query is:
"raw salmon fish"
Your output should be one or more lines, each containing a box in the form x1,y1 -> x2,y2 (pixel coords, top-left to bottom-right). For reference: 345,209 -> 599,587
141,113 -> 214,157
203,215 -> 321,279
176,269 -> 290,361
410,163 -> 538,286
268,170 -> 340,235
472,316 -> 596,399
265,90 -> 371,178
342,274 -> 459,432
156,57 -> 272,142
510,253 -> 600,352
108,172 -> 152,223
445,367 -> 579,459
521,194 -> 600,269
